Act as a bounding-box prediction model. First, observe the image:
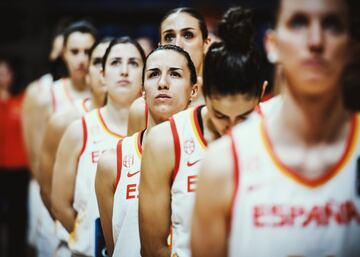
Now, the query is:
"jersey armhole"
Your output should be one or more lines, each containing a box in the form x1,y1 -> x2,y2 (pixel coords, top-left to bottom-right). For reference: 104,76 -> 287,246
79,117 -> 88,157
227,131 -> 240,235
115,139 -> 123,188
169,117 -> 181,183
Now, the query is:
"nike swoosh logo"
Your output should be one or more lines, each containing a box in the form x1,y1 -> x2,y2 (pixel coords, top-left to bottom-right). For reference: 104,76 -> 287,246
186,160 -> 201,167
127,170 -> 140,177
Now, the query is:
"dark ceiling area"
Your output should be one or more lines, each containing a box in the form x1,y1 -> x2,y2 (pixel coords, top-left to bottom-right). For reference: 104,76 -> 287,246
0,0 -> 275,93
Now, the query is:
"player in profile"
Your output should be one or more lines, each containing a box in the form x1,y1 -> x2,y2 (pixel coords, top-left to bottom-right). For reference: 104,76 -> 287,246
95,44 -> 199,257
127,7 -> 210,136
51,37 -> 145,257
138,6 -> 266,257
38,38 -> 111,212
191,0 -> 360,256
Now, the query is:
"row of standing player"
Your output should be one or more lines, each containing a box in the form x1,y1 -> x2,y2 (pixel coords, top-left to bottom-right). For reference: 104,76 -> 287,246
22,0 -> 360,257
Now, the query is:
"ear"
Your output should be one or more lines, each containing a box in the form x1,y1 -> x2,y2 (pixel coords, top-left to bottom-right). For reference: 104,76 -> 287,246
264,29 -> 279,64
203,37 -> 212,54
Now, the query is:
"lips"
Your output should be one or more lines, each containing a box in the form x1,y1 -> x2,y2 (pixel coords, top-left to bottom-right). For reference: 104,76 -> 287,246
117,80 -> 130,86
301,57 -> 327,68
155,93 -> 171,99
154,93 -> 172,103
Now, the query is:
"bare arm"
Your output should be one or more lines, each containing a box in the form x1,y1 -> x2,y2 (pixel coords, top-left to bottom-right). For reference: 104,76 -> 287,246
191,137 -> 234,257
139,123 -> 174,257
95,149 -> 117,257
51,119 -> 83,232
127,97 -> 146,136
22,81 -> 51,176
38,109 -> 81,213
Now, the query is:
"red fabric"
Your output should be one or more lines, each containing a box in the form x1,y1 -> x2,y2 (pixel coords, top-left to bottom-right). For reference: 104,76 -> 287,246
0,93 -> 28,168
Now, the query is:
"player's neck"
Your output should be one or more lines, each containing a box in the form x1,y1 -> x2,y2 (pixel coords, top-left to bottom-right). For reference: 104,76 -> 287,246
202,107 -> 220,144
91,91 -> 105,109
69,75 -> 87,92
100,97 -> 129,135
272,86 -> 350,145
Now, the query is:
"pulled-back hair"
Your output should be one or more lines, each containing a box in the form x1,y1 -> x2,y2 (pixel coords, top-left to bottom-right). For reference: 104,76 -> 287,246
63,20 -> 98,47
142,44 -> 197,86
161,7 -> 209,40
101,36 -> 146,71
89,37 -> 114,59
203,6 -> 264,98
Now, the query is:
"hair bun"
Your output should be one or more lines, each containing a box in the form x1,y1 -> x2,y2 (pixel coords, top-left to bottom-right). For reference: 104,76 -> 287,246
218,6 -> 254,53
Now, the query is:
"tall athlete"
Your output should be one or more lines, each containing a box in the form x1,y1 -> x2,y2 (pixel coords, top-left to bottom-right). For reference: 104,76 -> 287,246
138,6 -> 266,257
95,44 -> 199,257
39,38 -> 111,212
127,7 -> 210,135
51,37 -> 145,257
191,1 -> 360,256
31,21 -> 97,257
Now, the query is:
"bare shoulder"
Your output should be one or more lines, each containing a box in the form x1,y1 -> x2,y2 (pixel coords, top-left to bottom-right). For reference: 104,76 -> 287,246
144,121 -> 173,153
130,97 -> 146,113
62,118 -> 84,145
128,97 -> 146,135
48,107 -> 81,135
24,79 -> 51,107
97,148 -> 117,182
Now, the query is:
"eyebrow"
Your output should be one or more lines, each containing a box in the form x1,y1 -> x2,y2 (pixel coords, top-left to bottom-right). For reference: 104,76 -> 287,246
146,67 -> 183,72
163,27 -> 196,34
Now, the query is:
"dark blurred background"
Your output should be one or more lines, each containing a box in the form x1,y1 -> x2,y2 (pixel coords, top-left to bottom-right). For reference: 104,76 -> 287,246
0,0 -> 275,94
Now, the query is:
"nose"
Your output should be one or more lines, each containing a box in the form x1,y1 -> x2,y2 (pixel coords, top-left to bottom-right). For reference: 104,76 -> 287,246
175,35 -> 184,49
121,63 -> 128,77
308,20 -> 324,54
158,73 -> 169,90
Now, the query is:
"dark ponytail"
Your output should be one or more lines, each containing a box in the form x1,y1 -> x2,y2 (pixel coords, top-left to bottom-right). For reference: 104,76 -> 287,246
203,6 -> 264,98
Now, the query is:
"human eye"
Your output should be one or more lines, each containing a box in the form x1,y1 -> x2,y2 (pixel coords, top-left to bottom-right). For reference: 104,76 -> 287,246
92,58 -> 102,67
170,71 -> 181,78
214,112 -> 226,120
288,14 -> 308,29
129,60 -> 139,67
148,70 -> 160,78
111,59 -> 121,66
163,33 -> 175,43
71,49 -> 79,55
183,31 -> 194,40
322,15 -> 345,34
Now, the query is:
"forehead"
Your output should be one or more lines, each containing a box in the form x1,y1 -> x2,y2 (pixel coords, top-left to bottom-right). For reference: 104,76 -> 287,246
208,94 -> 257,115
279,0 -> 348,19
161,12 -> 200,32
66,32 -> 95,48
107,43 -> 142,60
91,43 -> 109,59
146,50 -> 187,69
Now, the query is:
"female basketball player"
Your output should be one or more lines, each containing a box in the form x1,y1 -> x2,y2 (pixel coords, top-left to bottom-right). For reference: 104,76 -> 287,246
51,37 -> 145,257
127,7 -> 210,135
191,1 -> 360,256
95,44 -> 199,257
139,6 -> 266,257
39,38 -> 112,212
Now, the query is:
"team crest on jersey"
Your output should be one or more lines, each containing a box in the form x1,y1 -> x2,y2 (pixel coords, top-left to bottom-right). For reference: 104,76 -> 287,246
123,154 -> 134,168
184,138 -> 195,155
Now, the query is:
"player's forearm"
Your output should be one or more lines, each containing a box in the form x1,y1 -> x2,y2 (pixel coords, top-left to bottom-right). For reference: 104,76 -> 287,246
140,242 -> 170,257
52,203 -> 76,233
